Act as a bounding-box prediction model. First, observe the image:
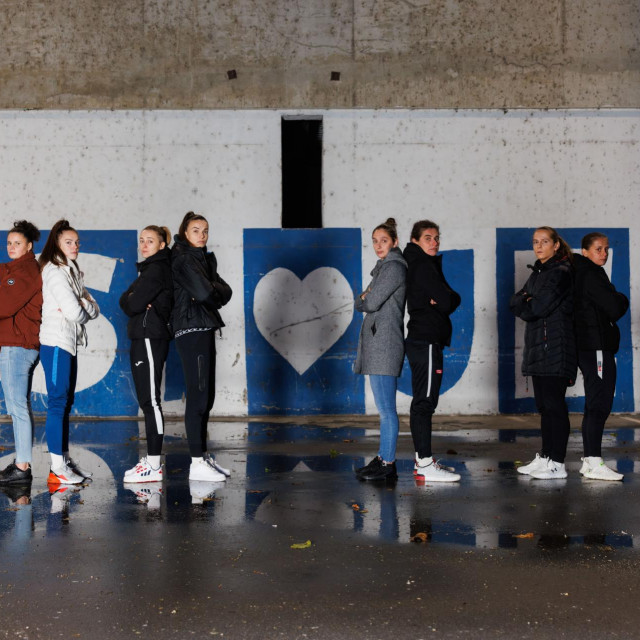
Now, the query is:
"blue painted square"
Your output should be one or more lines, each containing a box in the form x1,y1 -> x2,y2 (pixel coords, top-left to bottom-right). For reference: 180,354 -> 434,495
244,228 -> 364,415
497,228 -> 632,413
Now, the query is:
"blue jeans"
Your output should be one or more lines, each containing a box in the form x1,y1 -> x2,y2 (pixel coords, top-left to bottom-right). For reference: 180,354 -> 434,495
40,345 -> 77,456
369,374 -> 399,462
0,346 -> 39,464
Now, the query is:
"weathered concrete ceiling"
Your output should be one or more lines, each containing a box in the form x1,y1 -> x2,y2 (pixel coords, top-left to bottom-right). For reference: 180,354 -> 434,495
1,0 -> 638,109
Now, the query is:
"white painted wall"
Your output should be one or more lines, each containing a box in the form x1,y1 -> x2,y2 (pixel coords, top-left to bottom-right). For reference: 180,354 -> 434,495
0,109 -> 638,415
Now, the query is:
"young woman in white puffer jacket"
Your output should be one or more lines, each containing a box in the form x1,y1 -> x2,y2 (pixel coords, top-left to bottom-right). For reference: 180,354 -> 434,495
38,220 -> 99,485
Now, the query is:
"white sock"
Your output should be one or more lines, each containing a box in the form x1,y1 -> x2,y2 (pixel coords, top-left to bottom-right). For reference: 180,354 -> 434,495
50,453 -> 65,469
191,457 -> 203,465
147,455 -> 161,469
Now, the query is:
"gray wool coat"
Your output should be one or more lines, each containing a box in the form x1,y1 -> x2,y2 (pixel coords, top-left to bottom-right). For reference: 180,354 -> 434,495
354,247 -> 407,376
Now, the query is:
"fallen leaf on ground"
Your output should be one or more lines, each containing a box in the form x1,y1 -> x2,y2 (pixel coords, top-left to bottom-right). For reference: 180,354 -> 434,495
513,532 -> 535,539
411,532 -> 428,543
291,540 -> 312,549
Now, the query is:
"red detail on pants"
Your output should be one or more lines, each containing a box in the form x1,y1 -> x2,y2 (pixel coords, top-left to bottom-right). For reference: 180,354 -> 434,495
435,370 -> 443,374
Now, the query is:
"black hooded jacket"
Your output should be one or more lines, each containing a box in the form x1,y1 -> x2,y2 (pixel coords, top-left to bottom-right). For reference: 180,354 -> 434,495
403,242 -> 461,346
119,247 -> 173,340
171,235 -> 232,333
573,253 -> 628,353
510,254 -> 577,380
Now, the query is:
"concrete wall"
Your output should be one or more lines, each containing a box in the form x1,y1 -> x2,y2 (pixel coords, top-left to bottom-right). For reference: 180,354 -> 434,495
1,1 -> 638,109
0,109 -> 638,416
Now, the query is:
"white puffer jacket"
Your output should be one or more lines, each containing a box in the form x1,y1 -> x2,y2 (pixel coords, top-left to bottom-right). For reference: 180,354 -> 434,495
39,261 -> 100,356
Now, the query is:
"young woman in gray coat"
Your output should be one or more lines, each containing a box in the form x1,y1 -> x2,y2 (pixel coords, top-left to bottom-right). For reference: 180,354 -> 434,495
354,218 -> 407,481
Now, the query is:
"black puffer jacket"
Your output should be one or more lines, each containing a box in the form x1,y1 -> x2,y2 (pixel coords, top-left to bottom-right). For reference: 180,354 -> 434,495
573,253 -> 628,353
403,242 -> 461,346
119,247 -> 173,340
171,236 -> 232,333
510,254 -> 577,380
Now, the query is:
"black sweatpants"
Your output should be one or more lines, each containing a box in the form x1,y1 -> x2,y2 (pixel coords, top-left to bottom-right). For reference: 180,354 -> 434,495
176,330 -> 216,457
130,338 -> 170,456
531,375 -> 570,463
406,340 -> 443,459
578,350 -> 616,457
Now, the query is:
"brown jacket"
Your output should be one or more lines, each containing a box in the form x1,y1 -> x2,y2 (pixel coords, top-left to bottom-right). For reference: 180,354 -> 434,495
0,251 -> 43,350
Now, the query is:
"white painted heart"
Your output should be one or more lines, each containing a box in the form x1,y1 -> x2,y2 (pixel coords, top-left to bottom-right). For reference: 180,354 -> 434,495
253,267 -> 354,375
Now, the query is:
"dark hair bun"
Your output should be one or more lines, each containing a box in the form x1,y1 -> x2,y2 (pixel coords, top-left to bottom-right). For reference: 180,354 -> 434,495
11,220 -> 40,244
384,218 -> 397,227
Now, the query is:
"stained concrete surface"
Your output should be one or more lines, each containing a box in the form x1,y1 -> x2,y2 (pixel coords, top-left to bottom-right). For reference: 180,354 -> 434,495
1,0 -> 638,108
1,415 -> 640,639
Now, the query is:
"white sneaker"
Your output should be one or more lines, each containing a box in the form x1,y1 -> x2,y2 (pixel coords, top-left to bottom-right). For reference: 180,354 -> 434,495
517,453 -> 549,475
48,464 -> 84,485
64,454 -> 93,478
415,457 -> 461,483
189,457 -> 227,482
530,460 -> 567,479
204,453 -> 231,477
123,457 -> 163,483
126,483 -> 162,509
189,480 -> 220,504
579,457 -> 590,475
583,457 -> 623,481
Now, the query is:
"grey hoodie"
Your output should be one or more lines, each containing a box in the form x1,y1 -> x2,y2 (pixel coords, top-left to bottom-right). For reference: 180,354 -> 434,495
354,247 -> 407,376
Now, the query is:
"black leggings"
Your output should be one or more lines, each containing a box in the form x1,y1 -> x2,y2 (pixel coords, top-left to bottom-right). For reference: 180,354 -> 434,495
579,350 -> 616,457
176,331 -> 216,457
532,376 -> 570,463
406,340 -> 443,459
130,338 -> 169,457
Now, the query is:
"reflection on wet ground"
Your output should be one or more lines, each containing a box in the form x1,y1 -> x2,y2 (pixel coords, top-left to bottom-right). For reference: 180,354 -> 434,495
1,420 -> 638,551
2,418 -> 640,638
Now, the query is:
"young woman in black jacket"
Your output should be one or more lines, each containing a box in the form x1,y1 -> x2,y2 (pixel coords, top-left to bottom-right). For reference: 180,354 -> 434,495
574,232 -> 629,481
172,212 -> 232,483
403,220 -> 461,483
511,226 -> 576,480
120,226 -> 173,483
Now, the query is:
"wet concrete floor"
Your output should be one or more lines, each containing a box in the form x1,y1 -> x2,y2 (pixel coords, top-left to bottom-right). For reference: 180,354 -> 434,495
1,415 -> 640,639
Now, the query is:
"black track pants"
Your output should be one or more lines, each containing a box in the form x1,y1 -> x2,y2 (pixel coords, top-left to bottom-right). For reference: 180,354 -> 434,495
579,350 -> 616,457
532,376 -> 570,463
130,338 -> 169,456
406,340 -> 443,459
176,331 -> 216,457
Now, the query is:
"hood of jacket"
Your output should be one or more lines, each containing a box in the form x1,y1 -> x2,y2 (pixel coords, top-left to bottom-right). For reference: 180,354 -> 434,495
371,246 -> 407,276
528,253 -> 573,274
172,234 -> 208,260
403,242 -> 442,267
571,252 -> 601,275
137,245 -> 172,271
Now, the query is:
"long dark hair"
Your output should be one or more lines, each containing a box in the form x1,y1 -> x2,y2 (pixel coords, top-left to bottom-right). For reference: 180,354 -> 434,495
178,212 -> 207,241
38,219 -> 77,267
535,226 -> 573,262
9,220 -> 40,245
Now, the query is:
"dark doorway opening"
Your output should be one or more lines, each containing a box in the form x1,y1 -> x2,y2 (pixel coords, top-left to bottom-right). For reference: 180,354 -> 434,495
281,117 -> 323,228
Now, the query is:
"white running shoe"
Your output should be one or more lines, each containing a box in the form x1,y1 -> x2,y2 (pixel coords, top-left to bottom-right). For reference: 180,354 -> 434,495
65,454 -> 93,478
204,453 -> 231,477
189,457 -> 227,482
415,457 -> 461,483
530,460 -> 567,479
126,483 -> 163,509
579,457 -> 589,475
583,457 -> 623,481
123,457 -> 163,483
517,453 -> 549,475
48,464 -> 84,485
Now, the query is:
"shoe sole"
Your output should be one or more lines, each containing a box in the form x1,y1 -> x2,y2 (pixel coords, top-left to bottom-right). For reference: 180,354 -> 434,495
123,476 -> 162,484
47,472 -> 83,485
583,474 -> 623,482
415,476 -> 461,483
